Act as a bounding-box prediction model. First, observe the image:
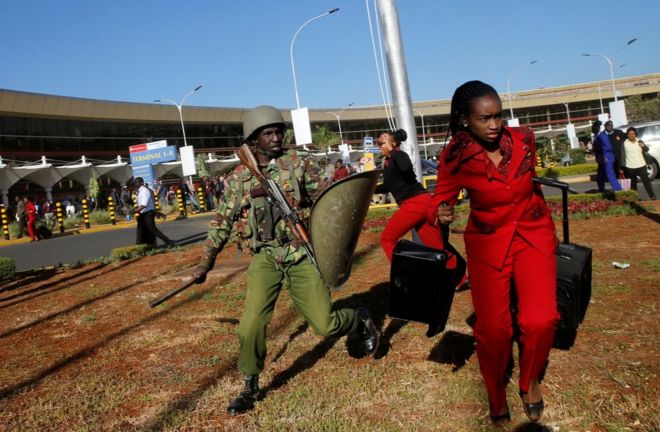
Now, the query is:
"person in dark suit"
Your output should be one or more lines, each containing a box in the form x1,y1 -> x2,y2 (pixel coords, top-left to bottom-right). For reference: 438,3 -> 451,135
605,120 -> 626,173
428,81 -> 558,426
594,120 -> 624,192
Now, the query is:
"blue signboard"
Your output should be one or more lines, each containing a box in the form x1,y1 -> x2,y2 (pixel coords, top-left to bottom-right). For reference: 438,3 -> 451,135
131,165 -> 155,189
130,145 -> 177,166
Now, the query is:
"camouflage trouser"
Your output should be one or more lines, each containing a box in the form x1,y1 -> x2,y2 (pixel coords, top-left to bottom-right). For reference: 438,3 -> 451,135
237,252 -> 358,376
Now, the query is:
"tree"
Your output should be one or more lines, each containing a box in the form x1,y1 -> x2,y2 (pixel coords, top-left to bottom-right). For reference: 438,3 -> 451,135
283,129 -> 295,146
88,174 -> 101,209
312,125 -> 339,152
196,153 -> 210,178
536,136 -> 552,167
625,93 -> 660,123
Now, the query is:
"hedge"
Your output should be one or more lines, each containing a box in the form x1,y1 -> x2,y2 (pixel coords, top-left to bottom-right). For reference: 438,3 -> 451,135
110,244 -> 153,261
0,256 -> 16,280
537,162 -> 597,178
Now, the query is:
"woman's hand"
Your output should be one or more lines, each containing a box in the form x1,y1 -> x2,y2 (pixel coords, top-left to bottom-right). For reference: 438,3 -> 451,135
436,204 -> 455,225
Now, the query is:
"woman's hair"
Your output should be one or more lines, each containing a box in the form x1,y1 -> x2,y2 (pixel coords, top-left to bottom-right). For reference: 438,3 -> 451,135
626,126 -> 637,136
382,129 -> 407,146
448,80 -> 500,136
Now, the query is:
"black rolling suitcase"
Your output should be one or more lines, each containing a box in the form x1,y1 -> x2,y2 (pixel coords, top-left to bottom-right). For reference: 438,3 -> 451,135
533,177 -> 593,350
389,230 -> 467,338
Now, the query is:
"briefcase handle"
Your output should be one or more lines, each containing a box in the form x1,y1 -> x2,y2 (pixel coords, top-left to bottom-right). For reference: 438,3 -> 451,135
533,177 -> 569,244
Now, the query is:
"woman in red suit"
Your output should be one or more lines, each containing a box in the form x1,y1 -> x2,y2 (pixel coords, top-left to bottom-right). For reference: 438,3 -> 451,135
24,196 -> 40,242
428,81 -> 558,425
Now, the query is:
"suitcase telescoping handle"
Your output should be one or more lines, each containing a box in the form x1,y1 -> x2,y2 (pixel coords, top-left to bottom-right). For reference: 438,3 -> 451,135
532,177 -> 569,244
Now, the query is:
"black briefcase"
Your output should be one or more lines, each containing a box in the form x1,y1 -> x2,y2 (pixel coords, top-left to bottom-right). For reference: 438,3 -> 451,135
534,177 -> 593,350
389,237 -> 467,338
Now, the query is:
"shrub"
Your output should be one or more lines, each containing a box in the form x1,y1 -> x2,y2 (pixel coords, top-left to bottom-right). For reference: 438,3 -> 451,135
537,162 -> 597,177
0,256 -> 16,280
8,221 -> 23,239
110,244 -> 153,261
64,215 -> 83,230
89,210 -> 111,225
569,149 -> 586,165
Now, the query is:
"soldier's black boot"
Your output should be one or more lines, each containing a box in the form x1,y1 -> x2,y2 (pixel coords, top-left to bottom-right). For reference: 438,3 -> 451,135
227,374 -> 260,416
355,307 -> 379,356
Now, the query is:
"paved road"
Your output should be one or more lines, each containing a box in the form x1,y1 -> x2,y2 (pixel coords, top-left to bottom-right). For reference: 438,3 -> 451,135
539,175 -> 660,199
1,214 -> 214,272
2,176 -> 658,273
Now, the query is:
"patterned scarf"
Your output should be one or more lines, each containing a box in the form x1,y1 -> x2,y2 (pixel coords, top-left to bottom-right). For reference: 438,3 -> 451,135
444,130 -> 514,179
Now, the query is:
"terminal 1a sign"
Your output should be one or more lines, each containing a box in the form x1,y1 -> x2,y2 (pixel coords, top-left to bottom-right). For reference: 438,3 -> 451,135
129,140 -> 177,187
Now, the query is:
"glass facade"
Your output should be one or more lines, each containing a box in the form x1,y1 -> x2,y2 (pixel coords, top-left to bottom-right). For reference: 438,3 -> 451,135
0,116 -> 244,160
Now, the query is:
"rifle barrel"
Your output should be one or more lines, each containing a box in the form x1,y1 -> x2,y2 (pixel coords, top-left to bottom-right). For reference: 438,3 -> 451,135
149,278 -> 197,308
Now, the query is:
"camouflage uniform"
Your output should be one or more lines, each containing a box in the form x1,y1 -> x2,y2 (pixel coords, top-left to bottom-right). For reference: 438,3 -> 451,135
197,148 -> 359,376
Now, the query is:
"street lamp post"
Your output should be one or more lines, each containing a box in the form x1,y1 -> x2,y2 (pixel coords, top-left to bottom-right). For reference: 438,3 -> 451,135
582,38 -> 637,101
414,110 -> 428,159
506,60 -> 538,120
290,8 -> 339,109
325,102 -> 354,146
154,85 -> 203,147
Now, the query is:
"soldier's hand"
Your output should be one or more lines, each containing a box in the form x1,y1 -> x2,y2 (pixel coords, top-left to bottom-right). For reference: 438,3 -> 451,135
191,267 -> 208,284
436,204 -> 455,225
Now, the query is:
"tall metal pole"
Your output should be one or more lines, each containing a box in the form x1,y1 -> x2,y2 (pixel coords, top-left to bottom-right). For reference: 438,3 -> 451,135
154,85 -> 202,147
155,85 -> 202,184
376,0 -> 421,181
506,60 -> 538,119
325,102 -> 353,145
415,110 -> 427,159
582,38 -> 636,102
290,8 -> 340,109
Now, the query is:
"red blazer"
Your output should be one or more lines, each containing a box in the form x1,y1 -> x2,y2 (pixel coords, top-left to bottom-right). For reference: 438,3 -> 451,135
428,127 -> 557,269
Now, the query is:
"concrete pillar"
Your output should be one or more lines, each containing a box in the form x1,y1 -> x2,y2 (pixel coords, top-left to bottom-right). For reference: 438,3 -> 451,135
1,190 -> 8,208
45,187 -> 53,202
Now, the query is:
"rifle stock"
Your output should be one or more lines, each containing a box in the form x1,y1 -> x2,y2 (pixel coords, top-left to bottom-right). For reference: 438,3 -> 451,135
149,277 -> 198,308
236,144 -> 320,274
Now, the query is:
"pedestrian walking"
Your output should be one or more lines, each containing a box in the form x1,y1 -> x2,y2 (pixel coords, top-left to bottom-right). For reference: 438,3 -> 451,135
134,177 -> 175,247
429,81 -> 558,426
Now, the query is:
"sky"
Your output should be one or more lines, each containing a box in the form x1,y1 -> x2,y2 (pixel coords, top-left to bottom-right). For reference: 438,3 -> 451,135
2,0 -> 659,111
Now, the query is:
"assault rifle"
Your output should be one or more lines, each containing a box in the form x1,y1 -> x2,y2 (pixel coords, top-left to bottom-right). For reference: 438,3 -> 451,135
149,276 -> 198,308
236,144 -> 320,275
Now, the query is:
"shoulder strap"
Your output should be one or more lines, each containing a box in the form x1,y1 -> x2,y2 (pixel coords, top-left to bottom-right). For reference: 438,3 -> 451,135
287,155 -> 302,203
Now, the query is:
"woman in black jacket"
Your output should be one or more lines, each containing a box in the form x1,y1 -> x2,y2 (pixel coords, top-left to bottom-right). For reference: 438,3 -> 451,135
378,129 -> 446,259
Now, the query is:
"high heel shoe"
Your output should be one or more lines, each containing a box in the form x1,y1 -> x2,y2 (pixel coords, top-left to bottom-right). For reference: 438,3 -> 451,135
519,391 -> 544,422
489,410 -> 511,427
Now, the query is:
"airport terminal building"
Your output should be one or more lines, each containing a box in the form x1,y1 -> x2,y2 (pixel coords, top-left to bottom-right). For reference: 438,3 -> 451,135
1,73 -> 659,206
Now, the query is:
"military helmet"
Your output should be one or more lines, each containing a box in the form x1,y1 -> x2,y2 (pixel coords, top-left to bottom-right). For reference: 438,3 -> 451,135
243,105 -> 286,141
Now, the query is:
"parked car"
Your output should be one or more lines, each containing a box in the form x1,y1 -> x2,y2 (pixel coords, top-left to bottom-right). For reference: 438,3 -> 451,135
617,120 -> 660,180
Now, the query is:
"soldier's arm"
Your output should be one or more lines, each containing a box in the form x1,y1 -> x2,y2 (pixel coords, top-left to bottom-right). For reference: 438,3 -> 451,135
302,156 -> 330,202
195,174 -> 242,275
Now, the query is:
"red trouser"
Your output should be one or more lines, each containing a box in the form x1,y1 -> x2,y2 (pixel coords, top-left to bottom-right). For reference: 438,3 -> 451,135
468,233 -> 558,415
26,215 -> 38,241
380,193 -> 444,261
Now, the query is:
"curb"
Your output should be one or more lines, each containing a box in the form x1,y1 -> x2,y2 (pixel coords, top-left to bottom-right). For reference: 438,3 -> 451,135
0,210 -> 214,248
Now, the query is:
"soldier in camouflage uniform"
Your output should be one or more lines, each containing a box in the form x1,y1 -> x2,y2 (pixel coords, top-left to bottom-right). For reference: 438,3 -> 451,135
191,106 -> 379,416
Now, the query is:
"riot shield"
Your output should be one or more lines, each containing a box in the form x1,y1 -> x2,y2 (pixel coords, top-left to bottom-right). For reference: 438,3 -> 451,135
309,170 -> 380,289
